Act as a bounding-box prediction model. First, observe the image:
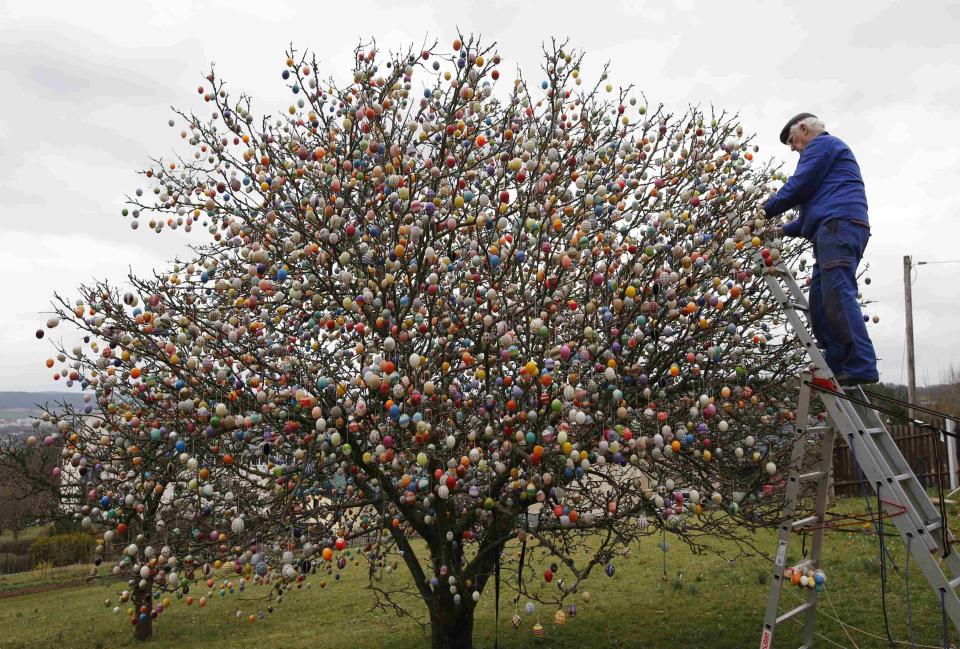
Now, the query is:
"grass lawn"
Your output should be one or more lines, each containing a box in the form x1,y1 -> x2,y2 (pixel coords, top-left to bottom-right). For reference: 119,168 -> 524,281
0,564 -> 93,595
0,498 -> 956,648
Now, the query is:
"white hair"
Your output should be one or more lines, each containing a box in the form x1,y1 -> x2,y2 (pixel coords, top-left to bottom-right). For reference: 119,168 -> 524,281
793,116 -> 825,137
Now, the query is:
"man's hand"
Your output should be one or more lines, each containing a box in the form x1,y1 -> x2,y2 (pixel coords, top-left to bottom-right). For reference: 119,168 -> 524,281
765,225 -> 785,240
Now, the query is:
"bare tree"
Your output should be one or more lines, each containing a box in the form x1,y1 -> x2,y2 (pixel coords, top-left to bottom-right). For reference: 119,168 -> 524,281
0,437 -> 61,539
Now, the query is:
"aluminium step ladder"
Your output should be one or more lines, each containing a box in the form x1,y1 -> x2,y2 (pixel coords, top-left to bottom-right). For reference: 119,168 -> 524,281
757,259 -> 960,649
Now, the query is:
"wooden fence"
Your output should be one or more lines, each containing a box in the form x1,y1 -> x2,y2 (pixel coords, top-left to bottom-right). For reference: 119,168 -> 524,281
831,416 -> 954,497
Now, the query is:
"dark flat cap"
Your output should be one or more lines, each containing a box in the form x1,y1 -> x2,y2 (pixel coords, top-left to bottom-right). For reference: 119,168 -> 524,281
779,112 -> 818,144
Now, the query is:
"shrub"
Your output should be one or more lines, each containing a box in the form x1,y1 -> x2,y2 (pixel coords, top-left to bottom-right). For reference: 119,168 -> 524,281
51,519 -> 82,535
29,532 -> 94,567
0,551 -> 32,575
0,538 -> 34,555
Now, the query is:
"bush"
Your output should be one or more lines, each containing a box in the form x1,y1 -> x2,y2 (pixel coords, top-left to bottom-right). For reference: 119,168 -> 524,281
51,519 -> 82,536
0,552 -> 32,574
0,538 -> 34,555
29,533 -> 94,567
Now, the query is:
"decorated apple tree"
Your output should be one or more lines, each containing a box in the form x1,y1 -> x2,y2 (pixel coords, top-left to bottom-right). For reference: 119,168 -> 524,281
41,35 -> 806,648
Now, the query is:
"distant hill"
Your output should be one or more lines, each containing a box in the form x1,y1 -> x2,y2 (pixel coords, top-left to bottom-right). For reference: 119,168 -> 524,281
0,391 -> 88,412
0,392 -> 91,443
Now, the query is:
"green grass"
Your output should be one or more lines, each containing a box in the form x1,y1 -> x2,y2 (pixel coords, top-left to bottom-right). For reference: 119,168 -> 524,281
0,564 -> 93,595
0,500 -> 955,648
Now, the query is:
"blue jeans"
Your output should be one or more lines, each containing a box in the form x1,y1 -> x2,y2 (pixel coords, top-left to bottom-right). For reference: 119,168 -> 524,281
810,219 -> 878,379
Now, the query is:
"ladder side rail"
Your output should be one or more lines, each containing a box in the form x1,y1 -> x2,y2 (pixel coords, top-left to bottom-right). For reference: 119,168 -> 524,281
761,273 -> 833,380
767,262 -> 811,310
845,384 -> 887,431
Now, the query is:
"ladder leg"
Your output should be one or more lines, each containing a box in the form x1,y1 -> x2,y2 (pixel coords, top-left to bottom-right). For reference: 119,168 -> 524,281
761,375 -> 815,648
801,427 -> 836,647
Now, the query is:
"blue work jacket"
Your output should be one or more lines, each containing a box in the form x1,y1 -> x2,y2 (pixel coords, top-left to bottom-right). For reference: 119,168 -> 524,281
763,132 -> 869,239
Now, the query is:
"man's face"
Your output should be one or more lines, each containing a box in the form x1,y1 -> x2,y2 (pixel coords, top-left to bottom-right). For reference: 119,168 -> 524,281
787,124 -> 812,154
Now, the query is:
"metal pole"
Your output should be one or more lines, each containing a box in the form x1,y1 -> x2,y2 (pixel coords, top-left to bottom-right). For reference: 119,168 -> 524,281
948,419 -> 958,492
904,255 -> 917,422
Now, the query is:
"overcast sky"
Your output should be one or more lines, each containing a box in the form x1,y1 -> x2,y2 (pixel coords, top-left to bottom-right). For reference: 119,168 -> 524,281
1,0 -> 958,391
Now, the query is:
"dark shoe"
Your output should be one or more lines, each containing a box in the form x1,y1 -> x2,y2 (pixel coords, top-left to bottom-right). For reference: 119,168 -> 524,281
836,373 -> 879,387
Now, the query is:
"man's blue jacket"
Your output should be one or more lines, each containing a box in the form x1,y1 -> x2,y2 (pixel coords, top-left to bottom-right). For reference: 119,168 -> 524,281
763,132 -> 869,239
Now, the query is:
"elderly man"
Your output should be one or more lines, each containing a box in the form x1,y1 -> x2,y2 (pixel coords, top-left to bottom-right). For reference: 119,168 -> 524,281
764,113 -> 879,387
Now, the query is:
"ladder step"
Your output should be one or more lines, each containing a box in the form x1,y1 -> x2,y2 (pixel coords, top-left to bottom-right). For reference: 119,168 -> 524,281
792,515 -> 820,530
949,575 -> 960,590
799,471 -> 826,482
864,427 -> 885,435
776,602 -> 814,625
928,520 -> 943,533
807,426 -> 832,434
892,473 -> 912,482
787,301 -> 809,312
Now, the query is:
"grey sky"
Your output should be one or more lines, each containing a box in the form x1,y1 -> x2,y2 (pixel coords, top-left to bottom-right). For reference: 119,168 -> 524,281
1,0 -> 958,391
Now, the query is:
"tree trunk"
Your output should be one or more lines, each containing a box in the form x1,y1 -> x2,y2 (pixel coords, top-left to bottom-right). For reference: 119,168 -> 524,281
429,602 -> 475,649
133,582 -> 153,641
